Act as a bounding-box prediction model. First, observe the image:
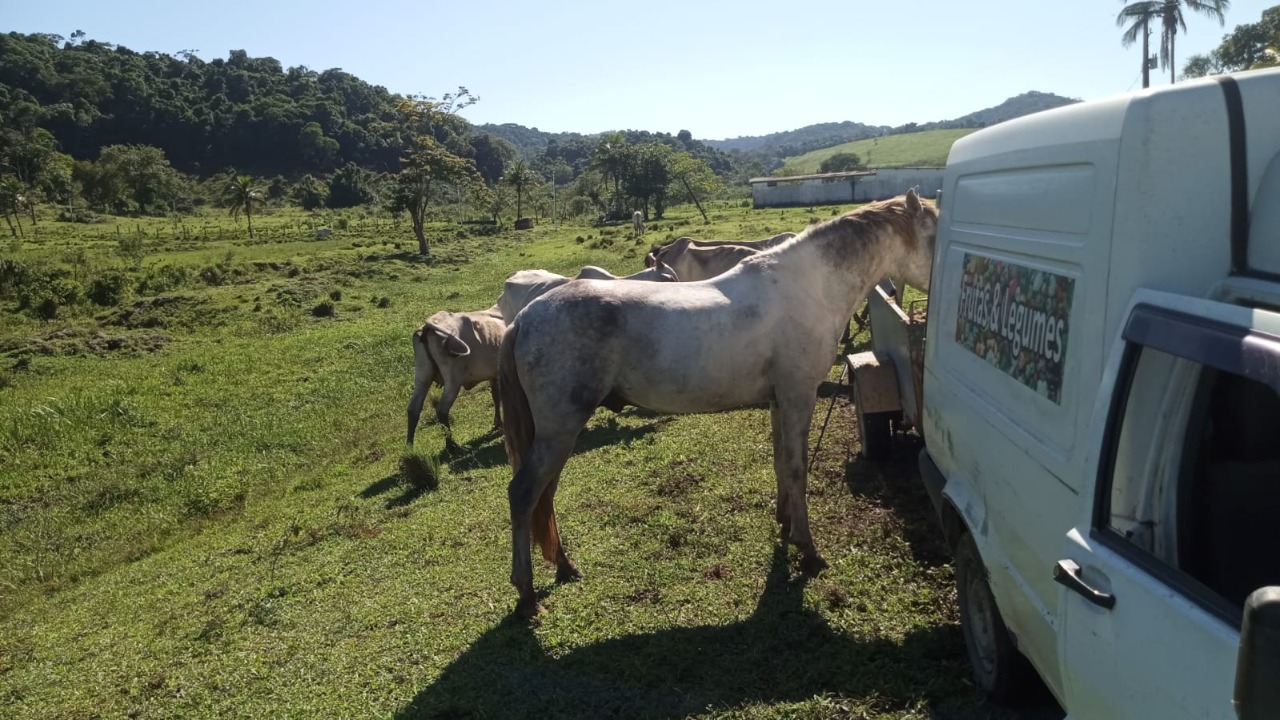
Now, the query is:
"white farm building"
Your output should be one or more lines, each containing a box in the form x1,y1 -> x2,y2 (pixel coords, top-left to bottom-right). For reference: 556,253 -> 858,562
749,167 -> 944,208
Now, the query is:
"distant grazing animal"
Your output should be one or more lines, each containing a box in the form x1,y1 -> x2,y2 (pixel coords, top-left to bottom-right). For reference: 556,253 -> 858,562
497,191 -> 938,618
406,305 -> 506,452
632,210 -> 645,238
497,263 -> 677,325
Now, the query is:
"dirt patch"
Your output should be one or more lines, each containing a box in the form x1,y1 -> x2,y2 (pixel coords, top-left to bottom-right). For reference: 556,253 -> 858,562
654,458 -> 705,497
0,327 -> 171,357
104,295 -> 201,330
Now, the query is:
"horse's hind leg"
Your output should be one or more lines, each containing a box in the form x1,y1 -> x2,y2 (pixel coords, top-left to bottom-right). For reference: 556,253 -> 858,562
508,433 -> 579,618
772,395 -> 829,575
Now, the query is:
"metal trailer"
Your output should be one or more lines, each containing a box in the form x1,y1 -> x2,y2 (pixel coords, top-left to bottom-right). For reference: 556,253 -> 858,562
844,285 -> 927,460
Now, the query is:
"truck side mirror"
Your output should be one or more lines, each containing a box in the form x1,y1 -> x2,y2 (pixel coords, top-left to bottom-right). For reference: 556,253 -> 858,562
1235,586 -> 1280,719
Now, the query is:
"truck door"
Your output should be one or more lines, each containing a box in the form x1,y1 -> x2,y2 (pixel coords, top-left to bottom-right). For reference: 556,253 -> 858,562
1057,292 -> 1280,718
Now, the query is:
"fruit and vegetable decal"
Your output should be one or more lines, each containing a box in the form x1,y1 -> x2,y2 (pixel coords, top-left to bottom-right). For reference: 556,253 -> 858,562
955,253 -> 1075,403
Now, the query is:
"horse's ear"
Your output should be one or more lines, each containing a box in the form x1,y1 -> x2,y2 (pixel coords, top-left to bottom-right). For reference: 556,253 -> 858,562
644,252 -> 656,268
905,188 -> 922,216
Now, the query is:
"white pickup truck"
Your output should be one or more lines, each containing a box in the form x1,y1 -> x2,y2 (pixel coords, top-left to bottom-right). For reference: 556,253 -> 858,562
919,67 -> 1280,718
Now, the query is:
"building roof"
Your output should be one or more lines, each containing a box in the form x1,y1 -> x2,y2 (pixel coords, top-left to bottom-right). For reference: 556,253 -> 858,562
747,170 -> 877,185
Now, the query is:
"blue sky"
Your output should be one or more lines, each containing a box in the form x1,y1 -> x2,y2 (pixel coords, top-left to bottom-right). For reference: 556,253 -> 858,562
6,1 -> 1276,140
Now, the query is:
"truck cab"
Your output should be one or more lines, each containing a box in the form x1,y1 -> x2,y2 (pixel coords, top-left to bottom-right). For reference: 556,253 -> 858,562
920,67 -> 1280,717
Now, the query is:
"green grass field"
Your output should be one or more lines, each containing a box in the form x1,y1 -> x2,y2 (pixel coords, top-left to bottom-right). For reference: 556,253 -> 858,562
0,202 -> 1048,719
782,129 -> 977,175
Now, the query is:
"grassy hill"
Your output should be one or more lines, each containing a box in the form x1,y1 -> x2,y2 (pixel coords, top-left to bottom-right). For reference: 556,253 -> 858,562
0,202 -> 1056,719
781,128 -> 977,175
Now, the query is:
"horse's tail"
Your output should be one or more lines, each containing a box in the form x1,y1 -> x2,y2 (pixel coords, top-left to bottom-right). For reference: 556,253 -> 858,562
498,323 -> 532,472
498,324 -> 561,563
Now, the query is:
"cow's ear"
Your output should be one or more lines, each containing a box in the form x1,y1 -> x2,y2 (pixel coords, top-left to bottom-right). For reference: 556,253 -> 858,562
656,259 -> 679,281
432,329 -> 471,357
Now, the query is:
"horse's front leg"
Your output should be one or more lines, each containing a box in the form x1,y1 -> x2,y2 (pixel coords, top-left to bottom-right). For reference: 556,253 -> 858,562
773,393 -> 829,575
435,382 -> 462,452
489,380 -> 502,431
769,402 -> 791,538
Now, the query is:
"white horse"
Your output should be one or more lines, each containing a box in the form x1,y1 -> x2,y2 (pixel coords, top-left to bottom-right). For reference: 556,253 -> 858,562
631,210 -> 645,238
497,190 -> 938,617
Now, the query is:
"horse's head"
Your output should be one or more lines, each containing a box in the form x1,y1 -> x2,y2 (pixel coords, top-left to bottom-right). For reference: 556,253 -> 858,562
897,188 -> 939,292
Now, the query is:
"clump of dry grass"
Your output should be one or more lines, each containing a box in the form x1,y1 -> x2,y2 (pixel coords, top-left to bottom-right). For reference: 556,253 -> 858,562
399,451 -> 440,491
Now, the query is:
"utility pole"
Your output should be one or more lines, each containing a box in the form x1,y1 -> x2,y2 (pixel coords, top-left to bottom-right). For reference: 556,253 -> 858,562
1142,14 -> 1151,89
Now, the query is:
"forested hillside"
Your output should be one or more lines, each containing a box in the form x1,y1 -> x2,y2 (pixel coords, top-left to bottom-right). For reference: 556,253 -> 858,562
0,32 -> 412,176
0,29 -> 1086,243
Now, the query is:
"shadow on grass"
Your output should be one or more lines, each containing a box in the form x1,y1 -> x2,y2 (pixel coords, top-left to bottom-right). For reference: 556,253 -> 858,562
442,418 -> 669,475
360,471 -> 434,509
395,545 -> 1045,720
843,433 -> 952,568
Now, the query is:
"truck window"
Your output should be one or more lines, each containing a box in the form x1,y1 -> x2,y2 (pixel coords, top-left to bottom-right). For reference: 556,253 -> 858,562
1099,306 -> 1280,624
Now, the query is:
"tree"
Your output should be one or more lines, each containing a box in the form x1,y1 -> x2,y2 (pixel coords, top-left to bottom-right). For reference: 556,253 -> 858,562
502,158 -> 540,221
388,136 -> 482,255
96,144 -> 181,214
618,142 -> 675,219
589,132 -> 629,216
669,152 -> 719,223
0,175 -> 28,237
469,133 -> 515,186
819,152 -> 865,173
1150,0 -> 1231,84
385,89 -> 484,255
327,162 -> 379,208
1183,5 -> 1280,77
224,174 -> 265,238
291,174 -> 328,211
298,121 -> 339,170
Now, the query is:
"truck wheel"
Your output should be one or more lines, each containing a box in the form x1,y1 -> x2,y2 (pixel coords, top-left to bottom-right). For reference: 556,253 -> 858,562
857,409 -> 893,460
955,532 -> 1037,705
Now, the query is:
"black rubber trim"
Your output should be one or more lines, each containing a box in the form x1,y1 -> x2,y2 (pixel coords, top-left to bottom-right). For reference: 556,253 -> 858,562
1122,304 -> 1280,392
1217,76 -> 1250,276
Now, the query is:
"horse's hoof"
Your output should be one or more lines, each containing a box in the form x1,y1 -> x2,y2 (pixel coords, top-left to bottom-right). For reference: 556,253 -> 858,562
556,561 -> 583,583
514,597 -> 544,620
800,553 -> 830,576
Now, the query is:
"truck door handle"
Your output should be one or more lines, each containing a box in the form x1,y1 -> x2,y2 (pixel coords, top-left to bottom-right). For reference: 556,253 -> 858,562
1054,559 -> 1116,610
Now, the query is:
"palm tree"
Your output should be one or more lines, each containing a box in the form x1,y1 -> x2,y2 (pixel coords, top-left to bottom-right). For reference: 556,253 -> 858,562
1120,1 -> 1230,85
224,174 -> 265,238
502,159 -> 540,221
1118,1 -> 1161,88
1161,1 -> 1231,84
0,176 -> 27,238
589,132 -> 628,215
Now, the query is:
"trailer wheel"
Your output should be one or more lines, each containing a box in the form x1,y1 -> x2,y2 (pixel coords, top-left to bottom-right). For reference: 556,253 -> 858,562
856,407 -> 894,460
955,532 -> 1037,705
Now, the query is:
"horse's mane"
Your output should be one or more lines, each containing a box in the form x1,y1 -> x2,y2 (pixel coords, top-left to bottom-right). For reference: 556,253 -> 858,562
757,195 -> 934,262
